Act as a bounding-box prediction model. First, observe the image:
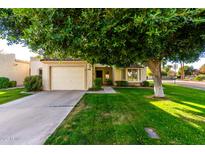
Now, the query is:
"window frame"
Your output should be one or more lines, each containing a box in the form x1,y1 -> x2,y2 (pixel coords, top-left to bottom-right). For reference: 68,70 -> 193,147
125,68 -> 142,82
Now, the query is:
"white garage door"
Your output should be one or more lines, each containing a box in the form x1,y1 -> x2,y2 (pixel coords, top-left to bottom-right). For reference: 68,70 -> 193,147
51,66 -> 85,90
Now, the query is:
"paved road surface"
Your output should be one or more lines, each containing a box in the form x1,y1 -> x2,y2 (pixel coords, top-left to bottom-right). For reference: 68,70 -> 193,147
163,80 -> 205,91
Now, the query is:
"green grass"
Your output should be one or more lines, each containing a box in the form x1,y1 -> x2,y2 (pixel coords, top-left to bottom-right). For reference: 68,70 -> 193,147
0,88 -> 30,105
45,84 -> 205,145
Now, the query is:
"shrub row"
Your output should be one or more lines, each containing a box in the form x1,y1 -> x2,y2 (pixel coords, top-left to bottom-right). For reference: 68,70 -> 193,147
0,77 -> 17,89
91,79 -> 152,89
115,81 -> 128,87
194,74 -> 205,81
140,80 -> 150,87
115,80 -> 153,87
0,75 -> 42,91
105,79 -> 113,85
9,81 -> 17,87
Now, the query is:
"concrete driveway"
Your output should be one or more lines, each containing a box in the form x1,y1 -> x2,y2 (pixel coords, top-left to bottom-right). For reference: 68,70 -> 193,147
0,90 -> 85,145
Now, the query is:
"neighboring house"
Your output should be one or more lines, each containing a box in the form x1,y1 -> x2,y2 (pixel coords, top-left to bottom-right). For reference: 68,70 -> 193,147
0,53 -> 29,85
30,58 -> 146,90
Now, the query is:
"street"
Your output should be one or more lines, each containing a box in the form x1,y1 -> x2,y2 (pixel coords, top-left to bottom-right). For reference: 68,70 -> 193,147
163,80 -> 205,91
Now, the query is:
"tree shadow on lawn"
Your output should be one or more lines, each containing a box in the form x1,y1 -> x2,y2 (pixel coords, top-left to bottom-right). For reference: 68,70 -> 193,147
45,87 -> 205,145
164,84 -> 205,121
117,89 -> 205,144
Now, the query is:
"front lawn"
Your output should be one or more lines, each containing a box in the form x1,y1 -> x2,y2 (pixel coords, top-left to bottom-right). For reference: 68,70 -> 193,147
45,84 -> 205,145
0,88 -> 30,105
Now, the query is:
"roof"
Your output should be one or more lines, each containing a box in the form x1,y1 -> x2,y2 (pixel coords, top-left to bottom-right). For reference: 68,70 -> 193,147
15,59 -> 29,64
40,58 -> 144,68
40,58 -> 82,61
128,64 -> 144,68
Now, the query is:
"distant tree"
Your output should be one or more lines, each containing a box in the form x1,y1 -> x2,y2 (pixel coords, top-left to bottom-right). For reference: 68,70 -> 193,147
193,69 -> 200,76
168,70 -> 176,78
164,65 -> 173,74
178,65 -> 194,76
146,67 -> 153,77
199,64 -> 205,74
161,69 -> 168,76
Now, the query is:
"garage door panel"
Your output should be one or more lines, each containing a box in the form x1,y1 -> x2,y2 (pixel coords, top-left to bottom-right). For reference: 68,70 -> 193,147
51,67 -> 85,90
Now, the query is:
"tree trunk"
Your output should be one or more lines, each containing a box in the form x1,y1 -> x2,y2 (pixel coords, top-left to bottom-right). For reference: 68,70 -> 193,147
148,59 -> 165,97
180,62 -> 185,80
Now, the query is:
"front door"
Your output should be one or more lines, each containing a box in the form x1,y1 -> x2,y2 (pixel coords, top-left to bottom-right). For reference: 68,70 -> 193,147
96,70 -> 103,79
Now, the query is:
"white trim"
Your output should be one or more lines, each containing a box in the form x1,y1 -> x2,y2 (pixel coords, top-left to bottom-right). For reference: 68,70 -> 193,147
126,68 -> 142,82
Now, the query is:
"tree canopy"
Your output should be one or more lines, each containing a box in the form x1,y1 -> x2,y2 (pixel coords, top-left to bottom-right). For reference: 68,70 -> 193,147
1,8 -> 205,97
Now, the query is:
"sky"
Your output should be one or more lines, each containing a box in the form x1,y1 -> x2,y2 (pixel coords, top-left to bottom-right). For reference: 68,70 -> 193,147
0,39 -> 37,61
0,39 -> 205,68
167,57 -> 205,70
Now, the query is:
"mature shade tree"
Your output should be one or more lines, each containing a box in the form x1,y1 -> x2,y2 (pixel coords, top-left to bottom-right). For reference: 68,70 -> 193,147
1,8 -> 205,97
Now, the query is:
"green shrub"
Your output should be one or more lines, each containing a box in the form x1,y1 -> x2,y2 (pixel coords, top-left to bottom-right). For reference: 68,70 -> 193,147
115,80 -> 128,87
93,78 -> 102,90
149,82 -> 154,87
88,87 -> 102,91
9,81 -> 17,87
194,74 -> 205,81
141,81 -> 150,87
0,77 -> 10,89
161,70 -> 167,76
24,75 -> 42,91
105,79 -> 113,85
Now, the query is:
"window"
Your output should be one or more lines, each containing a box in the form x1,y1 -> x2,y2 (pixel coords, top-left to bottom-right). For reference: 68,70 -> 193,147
127,69 -> 138,81
105,71 -> 110,79
39,68 -> 42,76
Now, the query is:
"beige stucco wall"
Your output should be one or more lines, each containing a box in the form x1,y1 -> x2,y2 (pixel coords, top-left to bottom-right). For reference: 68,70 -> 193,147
37,61 -> 92,90
30,57 -> 44,75
30,59 -> 146,90
0,53 -> 29,85
113,67 -> 122,82
42,64 -> 50,90
87,64 -> 93,89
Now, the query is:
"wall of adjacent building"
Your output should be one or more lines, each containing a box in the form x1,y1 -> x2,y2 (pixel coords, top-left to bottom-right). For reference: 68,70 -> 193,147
0,53 -> 29,85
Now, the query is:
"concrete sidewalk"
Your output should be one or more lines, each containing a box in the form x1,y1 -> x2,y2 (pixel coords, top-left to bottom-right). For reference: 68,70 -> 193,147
0,90 -> 85,145
86,86 -> 117,94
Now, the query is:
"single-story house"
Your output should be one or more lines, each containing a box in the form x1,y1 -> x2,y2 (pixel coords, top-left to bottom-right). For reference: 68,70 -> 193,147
30,57 -> 146,90
0,53 -> 30,85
